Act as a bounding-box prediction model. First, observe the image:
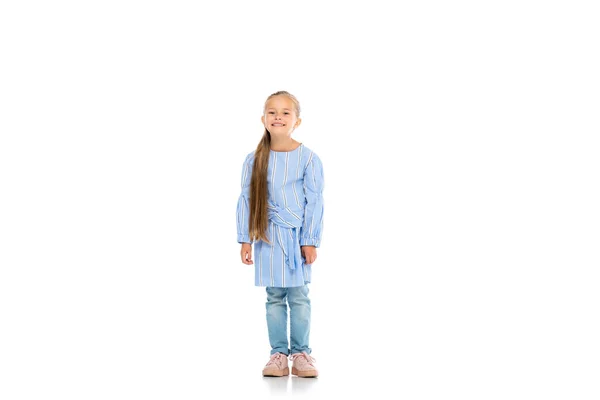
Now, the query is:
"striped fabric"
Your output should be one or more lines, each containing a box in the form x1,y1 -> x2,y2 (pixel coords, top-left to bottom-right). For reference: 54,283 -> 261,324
236,143 -> 324,287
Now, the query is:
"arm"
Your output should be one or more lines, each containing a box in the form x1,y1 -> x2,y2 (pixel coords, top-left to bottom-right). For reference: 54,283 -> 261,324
300,152 -> 324,249
236,154 -> 253,244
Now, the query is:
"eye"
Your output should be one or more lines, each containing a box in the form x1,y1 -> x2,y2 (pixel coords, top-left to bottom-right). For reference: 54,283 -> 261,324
284,112 -> 290,115
268,111 -> 275,114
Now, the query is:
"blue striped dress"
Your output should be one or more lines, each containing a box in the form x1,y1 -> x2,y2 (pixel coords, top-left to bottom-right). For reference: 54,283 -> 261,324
236,143 -> 324,288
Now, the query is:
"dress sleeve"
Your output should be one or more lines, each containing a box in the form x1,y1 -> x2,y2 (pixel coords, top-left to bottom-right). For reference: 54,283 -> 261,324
236,154 -> 253,244
300,152 -> 324,247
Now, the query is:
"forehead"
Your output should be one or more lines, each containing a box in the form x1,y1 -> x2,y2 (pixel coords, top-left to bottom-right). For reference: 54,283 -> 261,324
265,95 -> 295,110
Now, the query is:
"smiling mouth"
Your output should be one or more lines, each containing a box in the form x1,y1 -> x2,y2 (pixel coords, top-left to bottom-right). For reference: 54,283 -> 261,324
271,123 -> 285,127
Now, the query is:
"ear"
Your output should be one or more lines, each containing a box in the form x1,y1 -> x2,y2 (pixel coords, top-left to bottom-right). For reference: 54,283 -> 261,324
261,115 -> 265,126
295,117 -> 302,128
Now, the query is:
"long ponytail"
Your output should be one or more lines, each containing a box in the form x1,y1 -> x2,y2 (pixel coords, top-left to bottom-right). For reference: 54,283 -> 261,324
249,129 -> 271,243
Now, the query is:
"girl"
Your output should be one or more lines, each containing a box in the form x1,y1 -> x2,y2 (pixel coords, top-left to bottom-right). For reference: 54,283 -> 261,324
236,91 -> 324,378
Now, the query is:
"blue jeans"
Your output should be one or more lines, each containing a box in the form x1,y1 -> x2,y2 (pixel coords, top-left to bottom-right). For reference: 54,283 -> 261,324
265,285 -> 312,356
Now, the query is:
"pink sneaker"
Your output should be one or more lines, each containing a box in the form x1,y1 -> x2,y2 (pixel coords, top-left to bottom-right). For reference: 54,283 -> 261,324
262,352 -> 289,377
290,352 -> 318,377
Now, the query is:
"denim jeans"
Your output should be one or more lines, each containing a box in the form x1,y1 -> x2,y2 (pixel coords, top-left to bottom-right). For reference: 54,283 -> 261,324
265,285 -> 312,356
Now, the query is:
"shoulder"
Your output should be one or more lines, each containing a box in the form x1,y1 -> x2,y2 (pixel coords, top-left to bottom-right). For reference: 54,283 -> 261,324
299,145 -> 324,174
243,150 -> 255,165
301,145 -> 322,164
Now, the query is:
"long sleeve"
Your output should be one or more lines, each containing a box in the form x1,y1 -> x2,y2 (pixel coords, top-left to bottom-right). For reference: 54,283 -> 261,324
236,154 -> 253,244
300,152 -> 324,247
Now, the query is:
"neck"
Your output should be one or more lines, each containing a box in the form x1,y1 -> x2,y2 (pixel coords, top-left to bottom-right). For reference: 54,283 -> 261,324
270,136 -> 300,151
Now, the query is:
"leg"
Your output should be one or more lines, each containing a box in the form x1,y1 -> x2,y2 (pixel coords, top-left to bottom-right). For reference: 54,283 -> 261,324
265,287 -> 289,356
288,284 -> 311,354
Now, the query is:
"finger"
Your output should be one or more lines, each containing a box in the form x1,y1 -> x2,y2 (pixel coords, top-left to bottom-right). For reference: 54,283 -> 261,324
241,251 -> 252,264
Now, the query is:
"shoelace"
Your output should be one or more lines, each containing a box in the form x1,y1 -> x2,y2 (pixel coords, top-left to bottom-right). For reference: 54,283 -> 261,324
289,352 -> 316,367
266,353 -> 287,368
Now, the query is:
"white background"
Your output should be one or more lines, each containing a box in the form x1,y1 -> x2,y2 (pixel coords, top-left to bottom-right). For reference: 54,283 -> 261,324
1,1 -> 598,398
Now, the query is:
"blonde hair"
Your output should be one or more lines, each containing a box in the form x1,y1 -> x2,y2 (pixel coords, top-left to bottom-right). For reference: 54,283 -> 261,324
248,91 -> 301,243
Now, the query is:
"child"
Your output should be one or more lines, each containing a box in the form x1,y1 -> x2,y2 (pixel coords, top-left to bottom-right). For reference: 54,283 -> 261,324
236,90 -> 324,378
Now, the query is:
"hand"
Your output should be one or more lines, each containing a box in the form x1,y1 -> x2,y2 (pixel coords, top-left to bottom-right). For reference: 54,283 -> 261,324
240,243 -> 253,265
301,246 -> 317,265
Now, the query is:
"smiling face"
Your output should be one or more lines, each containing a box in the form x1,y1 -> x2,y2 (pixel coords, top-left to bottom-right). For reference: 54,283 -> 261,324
261,95 -> 301,138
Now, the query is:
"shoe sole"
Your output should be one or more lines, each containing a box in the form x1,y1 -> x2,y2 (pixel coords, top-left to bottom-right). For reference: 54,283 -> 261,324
292,367 -> 318,378
263,367 -> 289,377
